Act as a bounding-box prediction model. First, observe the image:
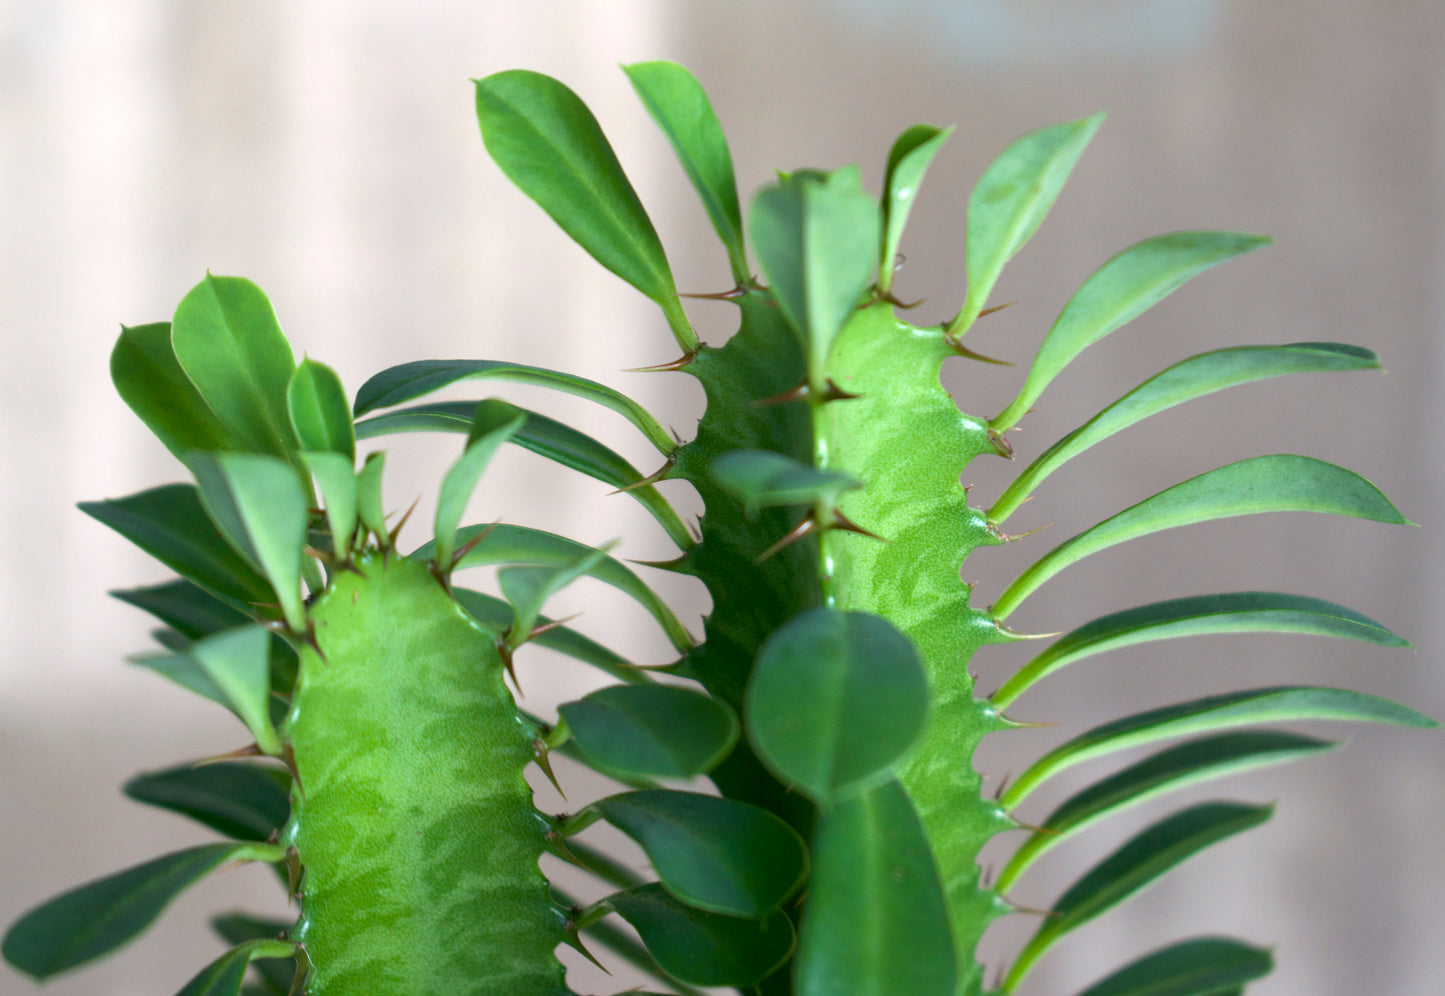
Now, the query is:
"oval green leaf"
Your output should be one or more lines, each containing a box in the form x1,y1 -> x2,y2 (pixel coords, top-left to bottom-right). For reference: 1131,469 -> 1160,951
111,323 -> 241,460
796,779 -> 956,996
709,449 -> 861,517
990,342 -> 1382,524
1072,936 -> 1273,996
993,231 -> 1270,431
124,762 -> 292,842
560,684 -> 736,780
879,124 -> 951,295
591,790 -> 806,917
287,358 -> 354,461
992,455 -> 1409,621
746,608 -> 928,804
210,915 -> 294,995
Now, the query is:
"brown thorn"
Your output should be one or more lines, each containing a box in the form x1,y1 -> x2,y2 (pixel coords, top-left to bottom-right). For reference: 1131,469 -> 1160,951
943,332 -> 1012,365
452,519 -> 502,569
820,378 -> 862,402
755,514 -> 818,564
528,613 -> 583,640
561,927 -> 610,974
623,352 -> 695,373
301,546 -> 333,565
193,743 -> 263,766
609,455 -> 675,494
754,381 -> 811,407
993,772 -> 1012,802
388,496 -> 421,549
830,507 -> 887,543
979,301 -> 1016,318
882,291 -> 925,309
988,428 -> 1015,459
679,284 -> 748,300
533,740 -> 565,797
497,638 -> 522,696
998,522 -> 1053,543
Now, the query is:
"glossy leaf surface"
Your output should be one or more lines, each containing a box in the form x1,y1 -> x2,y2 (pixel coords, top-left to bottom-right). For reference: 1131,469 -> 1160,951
591,790 -> 806,917
432,415 -> 523,570
746,608 -> 928,803
111,323 -> 241,460
560,684 -> 737,778
124,762 -> 291,842
287,358 -> 354,460
993,455 -> 1409,620
1004,803 -> 1272,990
1073,937 -> 1272,996
795,779 -> 956,996
880,124 -> 950,294
709,449 -> 861,516
993,231 -> 1270,430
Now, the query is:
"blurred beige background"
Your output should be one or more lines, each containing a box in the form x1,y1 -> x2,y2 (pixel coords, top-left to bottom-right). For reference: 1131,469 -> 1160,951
2,2 -> 1442,994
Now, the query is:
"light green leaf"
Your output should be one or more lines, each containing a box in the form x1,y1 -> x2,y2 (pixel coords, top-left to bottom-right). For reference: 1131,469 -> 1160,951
796,779 -> 956,996
124,763 -> 292,842
174,940 -> 296,996
992,591 -> 1407,709
300,452 -> 358,559
453,587 -> 646,686
590,790 -> 806,917
709,449 -> 861,516
187,625 -> 283,756
352,358 -> 675,454
993,231 -> 1270,431
355,451 -> 387,539
560,685 -> 738,779
2,842 -> 283,980
129,650 -> 229,706
111,323 -> 241,460
949,113 -> 1104,336
604,882 -> 795,987
190,453 -> 309,632
171,275 -> 298,456
287,359 -> 354,461
1001,685 -> 1436,809
746,608 -> 928,804
1004,803 -> 1272,991
990,343 -> 1382,524
879,124 -> 951,295
624,60 -> 748,284
498,544 -> 612,652
996,731 -> 1335,892
1072,936 -> 1273,996
475,70 -> 695,350
432,415 -> 524,570
991,455 -> 1409,621
751,168 -> 881,378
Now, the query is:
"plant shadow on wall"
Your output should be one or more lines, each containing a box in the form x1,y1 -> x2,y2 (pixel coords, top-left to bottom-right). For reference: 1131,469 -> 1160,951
2,61 -> 1433,996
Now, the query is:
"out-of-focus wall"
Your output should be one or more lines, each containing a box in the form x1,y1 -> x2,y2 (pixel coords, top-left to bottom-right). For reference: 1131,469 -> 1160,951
2,2 -> 1440,994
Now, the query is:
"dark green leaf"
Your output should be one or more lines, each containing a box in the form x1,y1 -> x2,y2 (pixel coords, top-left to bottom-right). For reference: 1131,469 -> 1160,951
2,842 -> 283,979
112,579 -> 252,641
452,587 -> 646,685
992,455 -> 1409,620
210,915 -> 294,995
624,60 -> 748,284
709,449 -> 861,516
561,684 -> 738,779
353,358 -> 675,454
880,124 -> 951,295
81,485 -> 273,608
498,544 -> 612,652
1072,936 -> 1272,996
110,323 -> 241,460
605,882 -> 794,987
796,780 -> 955,996
991,591 -> 1408,709
1001,685 -> 1436,809
174,939 -> 295,996
1005,803 -> 1272,990
287,359 -> 354,460
432,416 -> 524,569
990,343 -> 1383,524
170,275 -> 297,456
475,70 -> 695,350
746,608 -> 928,804
187,625 -> 283,756
591,790 -> 806,917
993,231 -> 1270,431
996,731 -> 1335,892
125,763 -> 291,842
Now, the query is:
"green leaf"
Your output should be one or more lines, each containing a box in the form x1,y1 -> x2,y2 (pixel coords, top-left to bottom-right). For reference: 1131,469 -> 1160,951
745,608 -> 928,804
751,168 -> 881,378
124,763 -> 292,842
989,343 -> 1382,524
112,579 -> 252,641
453,587 -> 646,686
992,231 -> 1270,431
129,650 -> 229,706
796,780 -> 956,996
995,731 -> 1335,893
210,916 -> 294,996
186,625 -> 283,756
2,842 -> 283,979
300,451 -> 358,559
1004,803 -> 1272,991
81,485 -> 273,609
432,415 -> 524,570
560,684 -> 739,779
287,359 -> 354,460
709,449 -> 861,517
474,70 -> 695,350
174,939 -> 296,996
1072,936 -> 1273,996
111,323 -> 241,460
355,451 -> 387,539
991,455 -> 1409,620
418,523 -> 695,652
880,124 -> 951,295
497,544 -> 612,652
624,60 -> 748,284
1001,685 -> 1436,809
190,453 -> 309,632
357,399 -> 693,549
605,882 -> 795,987
949,113 -> 1104,336
590,790 -> 807,917
353,358 -> 675,454
991,591 -> 1408,709
171,275 -> 298,456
